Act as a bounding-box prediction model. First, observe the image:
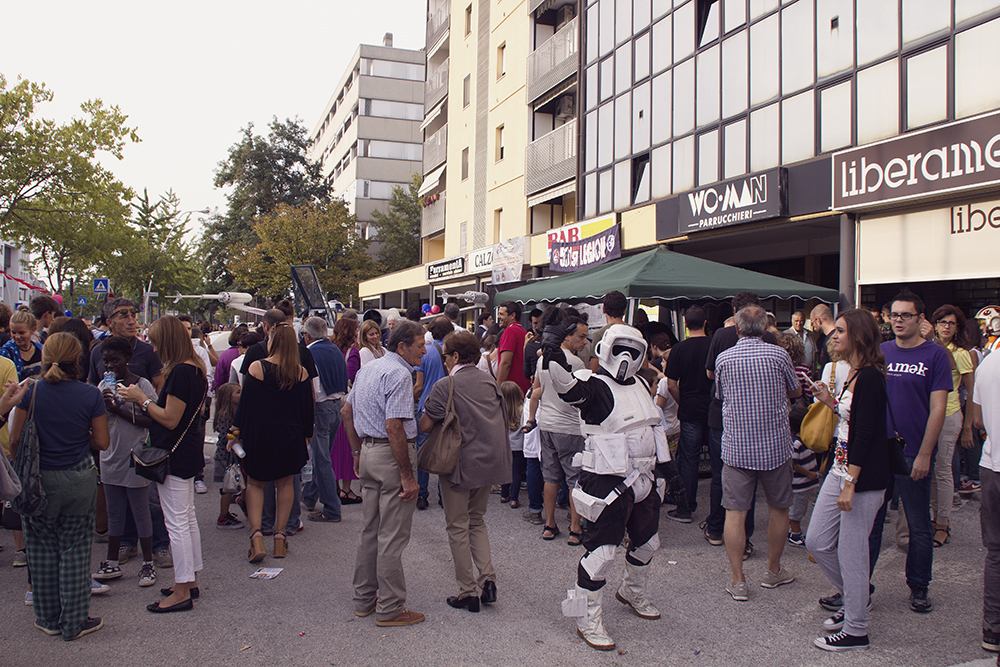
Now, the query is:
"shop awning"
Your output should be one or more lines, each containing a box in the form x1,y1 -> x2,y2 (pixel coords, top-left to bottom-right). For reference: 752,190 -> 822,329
418,165 -> 446,197
495,248 -> 839,303
527,180 -> 577,208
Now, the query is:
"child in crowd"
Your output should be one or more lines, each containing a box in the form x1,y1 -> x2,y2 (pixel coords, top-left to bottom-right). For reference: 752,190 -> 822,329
653,371 -> 681,459
213,382 -> 245,530
520,385 -> 545,524
778,332 -> 813,400
500,381 -> 526,508
788,408 -> 819,546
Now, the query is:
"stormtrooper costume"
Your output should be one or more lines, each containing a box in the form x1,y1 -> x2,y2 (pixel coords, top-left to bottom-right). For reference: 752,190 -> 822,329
543,323 -> 683,651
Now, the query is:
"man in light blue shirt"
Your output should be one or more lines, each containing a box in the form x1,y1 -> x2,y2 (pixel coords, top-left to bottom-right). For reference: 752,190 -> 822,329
413,316 -> 454,509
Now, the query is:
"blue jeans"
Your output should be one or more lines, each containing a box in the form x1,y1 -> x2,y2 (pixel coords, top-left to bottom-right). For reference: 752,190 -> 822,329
708,427 -> 755,539
525,457 -> 544,512
301,399 -> 342,519
677,420 -> 709,513
121,483 -> 171,552
895,457 -> 934,590
263,474 -> 302,533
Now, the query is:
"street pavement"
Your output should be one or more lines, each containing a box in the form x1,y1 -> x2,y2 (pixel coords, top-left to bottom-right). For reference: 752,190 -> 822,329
1,446 -> 997,667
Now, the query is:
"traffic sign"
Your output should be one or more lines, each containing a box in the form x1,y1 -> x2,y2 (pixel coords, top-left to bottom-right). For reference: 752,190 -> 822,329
77,297 -> 87,306
93,278 -> 109,294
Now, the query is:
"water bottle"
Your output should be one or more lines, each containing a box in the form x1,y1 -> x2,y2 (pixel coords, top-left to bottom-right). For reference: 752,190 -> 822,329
301,455 -> 313,483
226,432 -> 246,459
100,371 -> 117,395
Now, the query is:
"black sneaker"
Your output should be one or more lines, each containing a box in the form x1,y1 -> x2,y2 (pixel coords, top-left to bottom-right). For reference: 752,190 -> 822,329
416,497 -> 429,510
983,628 -> 1000,652
814,631 -> 869,651
68,617 -> 103,640
666,508 -> 693,523
819,592 -> 843,611
909,588 -> 933,613
823,599 -> 874,631
699,520 -> 723,546
743,541 -> 754,560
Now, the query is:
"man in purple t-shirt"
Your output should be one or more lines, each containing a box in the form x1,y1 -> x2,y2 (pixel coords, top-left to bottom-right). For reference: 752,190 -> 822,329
870,290 -> 950,614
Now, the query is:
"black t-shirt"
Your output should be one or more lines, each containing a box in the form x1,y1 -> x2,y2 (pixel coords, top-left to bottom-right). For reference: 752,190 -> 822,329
523,339 -> 543,380
815,330 -> 831,375
22,346 -> 43,380
88,338 -> 164,385
150,363 -> 207,479
705,327 -> 778,430
664,335 -> 713,423
240,339 -> 318,380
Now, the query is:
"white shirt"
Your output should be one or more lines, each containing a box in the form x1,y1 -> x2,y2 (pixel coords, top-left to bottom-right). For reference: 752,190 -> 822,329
230,353 -> 246,386
974,350 -> 1000,472
655,377 -> 680,436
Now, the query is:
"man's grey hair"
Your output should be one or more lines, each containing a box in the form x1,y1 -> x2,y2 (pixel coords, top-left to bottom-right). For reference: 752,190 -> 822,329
387,319 -> 425,353
303,316 -> 328,341
443,302 -> 460,321
734,305 -> 767,338
102,297 -> 137,320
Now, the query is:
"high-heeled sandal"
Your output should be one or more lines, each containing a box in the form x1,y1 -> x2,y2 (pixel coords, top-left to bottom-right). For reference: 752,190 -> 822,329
248,531 -> 266,563
273,531 -> 288,558
933,523 -> 950,547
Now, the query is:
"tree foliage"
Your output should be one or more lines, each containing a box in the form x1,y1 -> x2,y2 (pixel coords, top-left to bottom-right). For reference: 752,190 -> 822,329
0,74 -> 139,293
227,202 -> 378,303
201,118 -> 330,290
369,172 -> 422,273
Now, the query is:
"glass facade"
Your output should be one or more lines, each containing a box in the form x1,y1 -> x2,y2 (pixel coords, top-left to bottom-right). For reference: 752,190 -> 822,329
580,0 -> 1000,216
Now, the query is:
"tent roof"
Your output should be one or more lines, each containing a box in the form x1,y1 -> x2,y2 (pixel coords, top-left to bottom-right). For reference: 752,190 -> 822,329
495,248 -> 839,304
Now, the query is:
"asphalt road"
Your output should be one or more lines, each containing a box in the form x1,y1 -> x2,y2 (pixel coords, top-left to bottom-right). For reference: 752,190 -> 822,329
1,447 -> 997,667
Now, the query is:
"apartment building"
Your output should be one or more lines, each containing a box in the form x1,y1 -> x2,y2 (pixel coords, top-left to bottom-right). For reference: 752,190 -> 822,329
308,34 -> 425,242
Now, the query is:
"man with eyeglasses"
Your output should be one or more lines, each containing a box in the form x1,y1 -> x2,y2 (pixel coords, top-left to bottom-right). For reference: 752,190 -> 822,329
868,290 -> 951,614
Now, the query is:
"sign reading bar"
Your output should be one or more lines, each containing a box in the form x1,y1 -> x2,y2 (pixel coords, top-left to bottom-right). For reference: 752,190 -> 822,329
833,109 -> 1000,210
679,169 -> 786,233
550,224 -> 621,272
426,255 -> 466,282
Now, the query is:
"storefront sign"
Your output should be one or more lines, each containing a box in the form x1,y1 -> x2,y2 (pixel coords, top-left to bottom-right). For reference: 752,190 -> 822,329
492,236 -> 526,285
545,214 -> 615,260
469,246 -> 494,274
679,169 -> 786,233
858,196 -> 1000,284
426,255 -> 466,282
833,109 -> 1000,210
550,224 -> 621,272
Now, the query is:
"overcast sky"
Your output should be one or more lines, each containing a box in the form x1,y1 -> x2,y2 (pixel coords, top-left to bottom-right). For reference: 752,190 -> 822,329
1,0 -> 425,235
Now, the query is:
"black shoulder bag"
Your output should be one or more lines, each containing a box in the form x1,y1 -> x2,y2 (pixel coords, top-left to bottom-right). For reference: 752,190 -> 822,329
883,376 -> 912,477
131,388 -> 206,484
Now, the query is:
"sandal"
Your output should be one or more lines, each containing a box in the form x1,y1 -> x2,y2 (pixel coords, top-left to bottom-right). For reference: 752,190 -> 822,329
248,531 -> 266,563
339,491 -> 362,505
567,530 -> 583,546
273,531 -> 288,558
500,496 -> 509,504
541,525 -> 560,540
509,500 -> 520,509
933,523 -> 950,547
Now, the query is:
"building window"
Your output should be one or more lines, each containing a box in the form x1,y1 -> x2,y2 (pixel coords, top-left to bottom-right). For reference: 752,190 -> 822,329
906,45 -> 948,130
462,147 -> 470,180
465,4 -> 472,36
497,43 -> 506,79
496,126 -> 505,161
632,153 -> 651,205
956,17 -> 1000,119
463,75 -> 471,108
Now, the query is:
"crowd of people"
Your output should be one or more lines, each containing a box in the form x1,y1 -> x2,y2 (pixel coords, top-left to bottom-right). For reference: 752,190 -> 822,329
0,288 -> 997,661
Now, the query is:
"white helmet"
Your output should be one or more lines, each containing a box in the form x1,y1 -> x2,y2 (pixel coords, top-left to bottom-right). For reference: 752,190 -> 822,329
977,306 -> 1000,336
595,324 -> 647,382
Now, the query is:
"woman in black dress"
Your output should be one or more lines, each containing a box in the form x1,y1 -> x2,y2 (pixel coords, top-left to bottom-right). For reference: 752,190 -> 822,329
232,323 -> 314,562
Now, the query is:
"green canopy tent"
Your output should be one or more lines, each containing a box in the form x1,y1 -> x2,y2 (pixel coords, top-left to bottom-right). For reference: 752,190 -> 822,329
494,248 -> 839,304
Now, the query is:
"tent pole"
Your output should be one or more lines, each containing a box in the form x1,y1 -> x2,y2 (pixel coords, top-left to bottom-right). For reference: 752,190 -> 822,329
627,298 -> 636,325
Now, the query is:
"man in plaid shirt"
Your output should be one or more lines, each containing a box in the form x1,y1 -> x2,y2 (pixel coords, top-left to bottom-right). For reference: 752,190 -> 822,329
715,305 -> 802,601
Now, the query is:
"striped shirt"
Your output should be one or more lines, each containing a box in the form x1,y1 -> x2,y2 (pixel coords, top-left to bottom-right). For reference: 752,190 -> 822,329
346,351 -> 417,439
791,438 -> 819,492
715,336 -> 800,470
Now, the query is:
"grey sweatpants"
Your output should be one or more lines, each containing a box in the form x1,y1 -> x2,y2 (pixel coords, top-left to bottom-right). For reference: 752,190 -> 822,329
806,473 -> 886,637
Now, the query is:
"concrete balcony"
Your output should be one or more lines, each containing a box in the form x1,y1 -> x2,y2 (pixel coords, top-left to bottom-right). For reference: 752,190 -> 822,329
421,190 -> 446,237
425,58 -> 449,112
423,124 -> 447,172
527,16 -> 578,103
426,5 -> 450,52
524,119 -> 577,196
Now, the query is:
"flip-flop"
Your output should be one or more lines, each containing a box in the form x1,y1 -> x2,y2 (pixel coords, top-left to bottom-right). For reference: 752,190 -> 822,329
567,531 -> 583,546
541,525 -> 560,540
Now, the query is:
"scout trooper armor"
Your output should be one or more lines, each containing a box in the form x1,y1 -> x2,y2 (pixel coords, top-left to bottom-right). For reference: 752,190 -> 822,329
542,323 -> 683,652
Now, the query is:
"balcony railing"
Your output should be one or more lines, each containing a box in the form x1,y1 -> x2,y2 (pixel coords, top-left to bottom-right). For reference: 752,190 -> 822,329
421,190 -> 446,237
426,4 -> 451,50
527,16 -> 578,103
425,57 -> 449,112
525,119 -> 577,196
423,124 -> 448,172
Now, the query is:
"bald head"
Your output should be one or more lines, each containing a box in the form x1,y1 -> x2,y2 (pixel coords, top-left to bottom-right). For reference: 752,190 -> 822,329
810,304 -> 835,334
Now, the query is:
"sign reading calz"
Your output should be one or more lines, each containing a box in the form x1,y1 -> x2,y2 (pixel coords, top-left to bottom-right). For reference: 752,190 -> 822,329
679,169 -> 786,233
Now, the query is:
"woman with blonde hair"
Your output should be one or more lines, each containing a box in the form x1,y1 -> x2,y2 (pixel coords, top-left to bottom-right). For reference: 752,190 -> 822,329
10,332 -> 109,638
1,310 -> 43,381
358,319 -> 385,367
119,315 -> 207,614
231,323 -> 314,562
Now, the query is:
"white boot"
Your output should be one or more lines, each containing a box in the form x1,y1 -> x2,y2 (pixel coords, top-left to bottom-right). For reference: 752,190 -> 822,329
615,561 -> 661,620
575,585 -> 616,651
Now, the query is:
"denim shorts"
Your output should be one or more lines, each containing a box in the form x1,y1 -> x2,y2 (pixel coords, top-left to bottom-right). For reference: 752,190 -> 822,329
722,458 -> 793,511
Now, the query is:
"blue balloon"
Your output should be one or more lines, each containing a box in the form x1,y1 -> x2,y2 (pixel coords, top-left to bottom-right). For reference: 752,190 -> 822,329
65,310 -> 73,317
421,303 -> 431,313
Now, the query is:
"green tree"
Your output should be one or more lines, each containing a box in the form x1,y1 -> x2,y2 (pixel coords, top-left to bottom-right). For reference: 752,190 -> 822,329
369,172 -> 422,273
0,74 -> 139,293
227,202 -> 378,304
201,118 -> 330,290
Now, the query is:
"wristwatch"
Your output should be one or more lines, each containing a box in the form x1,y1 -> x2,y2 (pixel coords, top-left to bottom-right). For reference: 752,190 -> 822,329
141,399 -> 153,412
351,450 -> 361,457
844,474 -> 859,485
